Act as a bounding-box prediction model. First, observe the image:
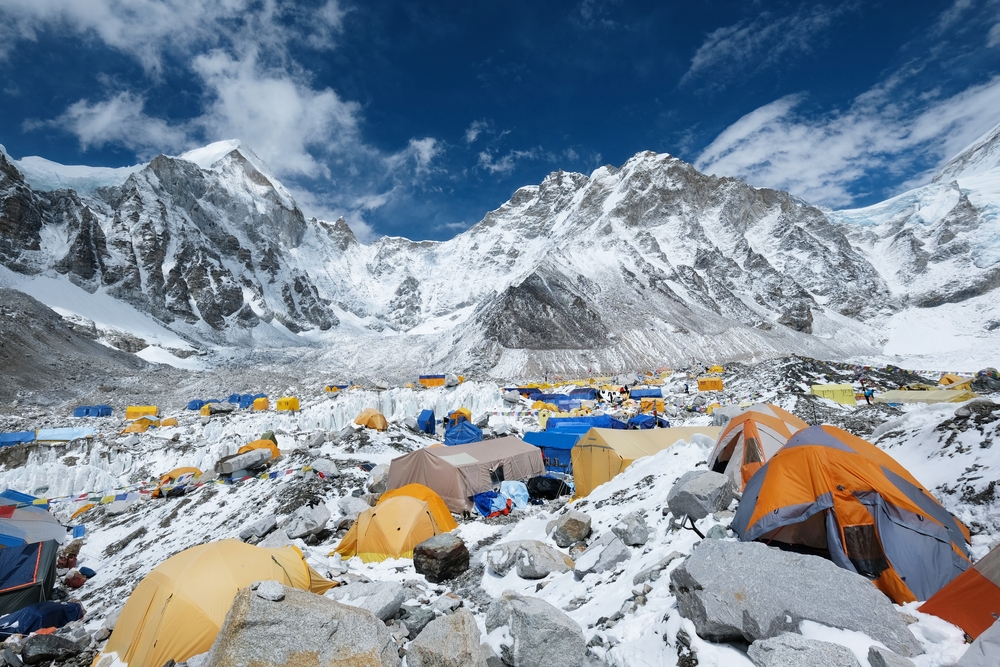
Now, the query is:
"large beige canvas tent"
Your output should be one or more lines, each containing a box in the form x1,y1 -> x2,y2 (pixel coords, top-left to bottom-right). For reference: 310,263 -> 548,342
386,436 -> 545,512
875,389 -> 978,405
572,426 -> 721,497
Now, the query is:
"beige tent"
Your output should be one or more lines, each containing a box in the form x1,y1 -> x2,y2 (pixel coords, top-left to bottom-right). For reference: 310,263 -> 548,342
572,426 -> 721,498
875,389 -> 978,405
387,436 -> 545,513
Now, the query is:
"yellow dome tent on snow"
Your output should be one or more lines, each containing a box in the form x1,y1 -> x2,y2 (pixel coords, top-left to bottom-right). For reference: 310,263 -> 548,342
332,493 -> 453,563
379,484 -> 457,532
237,440 -> 280,459
95,540 -> 333,667
355,407 -> 388,431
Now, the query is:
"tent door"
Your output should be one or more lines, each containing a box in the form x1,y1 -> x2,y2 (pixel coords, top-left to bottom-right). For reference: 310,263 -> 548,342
842,524 -> 890,580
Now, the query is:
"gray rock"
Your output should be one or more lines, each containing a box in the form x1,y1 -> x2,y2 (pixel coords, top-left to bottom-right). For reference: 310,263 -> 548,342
238,515 -> 277,541
485,591 -> 586,667
573,533 -> 630,579
670,540 -> 922,657
101,606 -> 121,630
868,646 -> 916,667
486,540 -> 574,580
666,470 -> 735,520
53,624 -> 90,650
215,448 -> 272,475
328,580 -> 405,621
432,593 -> 463,614
204,584 -> 399,667
310,458 -> 340,477
414,533 -> 469,583
368,464 -> 390,495
407,609 -> 491,667
305,432 -> 326,449
400,605 -> 436,638
338,495 -> 371,521
632,551 -> 685,585
20,636 -> 82,665
284,504 -> 330,539
404,417 -> 420,432
2,648 -> 22,667
612,511 -> 650,546
957,619 -> 1000,667
548,510 -> 592,548
748,633 -> 861,667
704,524 -> 729,540
503,390 -> 523,404
254,580 -> 285,601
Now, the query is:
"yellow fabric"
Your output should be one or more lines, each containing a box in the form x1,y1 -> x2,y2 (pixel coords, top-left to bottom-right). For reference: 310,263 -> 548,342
324,385 -> 340,393
419,377 -> 446,387
449,407 -> 472,424
199,405 -> 211,416
697,377 -> 724,392
121,417 -> 158,434
97,540 -> 333,667
810,384 -> 857,405
378,484 -> 457,532
707,365 -> 724,374
252,397 -> 269,411
939,373 -> 965,385
160,467 -> 202,483
639,398 -> 665,413
160,418 -> 178,427
531,400 -> 546,409
572,427 -> 721,497
276,397 -> 299,411
71,503 -> 95,519
875,389 -> 979,405
333,496 -> 447,562
237,440 -> 279,459
126,406 -> 158,420
355,408 -> 388,431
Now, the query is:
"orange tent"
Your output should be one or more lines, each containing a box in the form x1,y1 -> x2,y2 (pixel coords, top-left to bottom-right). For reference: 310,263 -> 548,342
732,425 -> 971,604
152,467 -> 202,499
332,494 -> 453,563
121,417 -> 158,434
378,484 -> 457,532
708,403 -> 808,490
355,408 -> 388,431
237,440 -> 279,459
921,544 -> 1000,639
160,417 -> 179,427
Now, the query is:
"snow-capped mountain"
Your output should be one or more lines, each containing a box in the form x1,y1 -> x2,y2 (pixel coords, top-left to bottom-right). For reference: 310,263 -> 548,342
2,123 -> 999,375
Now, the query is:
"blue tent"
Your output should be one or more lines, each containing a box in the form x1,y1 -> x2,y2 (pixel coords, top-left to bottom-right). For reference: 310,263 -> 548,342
0,600 -> 84,640
523,431 -> 584,471
416,410 -> 436,435
545,415 -> 626,431
517,387 -> 544,398
626,414 -> 671,429
35,428 -> 95,442
72,406 -> 90,418
0,541 -> 58,617
227,393 -> 241,404
568,388 -> 597,399
445,421 -> 483,446
205,398 -> 221,404
0,432 -> 35,447
92,405 -> 112,416
630,388 -> 663,399
187,400 -> 206,410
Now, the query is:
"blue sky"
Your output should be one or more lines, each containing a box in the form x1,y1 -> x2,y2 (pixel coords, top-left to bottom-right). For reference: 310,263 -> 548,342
2,0 -> 1000,241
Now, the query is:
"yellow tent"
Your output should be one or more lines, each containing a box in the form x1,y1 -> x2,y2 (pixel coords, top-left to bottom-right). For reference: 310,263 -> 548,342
697,377 -> 724,392
332,495 -> 451,562
160,417 -> 178,427
355,408 -> 388,431
378,484 -> 457,532
152,467 -> 202,498
448,407 -> 472,426
252,397 -> 269,411
200,405 -> 212,416
237,440 -> 280,459
875,389 -> 979,405
639,398 -> 665,413
939,374 -> 973,391
572,426 -> 722,497
121,417 -> 158,434
126,406 -> 158,420
276,397 -> 299,411
96,540 -> 333,667
707,365 -> 725,374
810,384 -> 857,406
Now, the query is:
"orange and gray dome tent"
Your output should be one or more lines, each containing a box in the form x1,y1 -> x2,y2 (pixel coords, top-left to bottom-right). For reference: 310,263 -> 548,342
237,439 -> 280,459
95,540 -> 333,667
708,403 -> 808,491
732,425 -> 971,604
920,543 -> 1000,639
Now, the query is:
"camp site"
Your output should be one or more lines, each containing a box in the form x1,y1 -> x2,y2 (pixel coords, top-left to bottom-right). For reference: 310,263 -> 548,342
0,359 -> 998,666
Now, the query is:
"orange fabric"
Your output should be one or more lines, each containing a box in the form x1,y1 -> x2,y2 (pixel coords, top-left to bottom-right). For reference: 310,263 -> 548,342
237,440 -> 279,459
71,503 -> 96,520
35,627 -> 57,635
921,567 -> 1000,638
378,484 -> 458,532
710,405 -> 807,491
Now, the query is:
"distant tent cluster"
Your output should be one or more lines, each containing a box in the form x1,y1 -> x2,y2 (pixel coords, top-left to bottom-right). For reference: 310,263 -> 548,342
187,399 -> 221,411
228,393 -> 269,410
72,405 -> 112,418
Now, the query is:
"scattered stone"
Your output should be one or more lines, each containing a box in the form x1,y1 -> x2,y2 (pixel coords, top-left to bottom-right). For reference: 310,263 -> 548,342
407,609 -> 492,667
548,510 -> 592,548
328,580 -> 406,621
431,593 -> 462,614
414,534 -> 470,583
254,581 -> 285,601
338,496 -> 371,521
670,540 -> 923,657
215,448 -> 271,475
666,470 -> 735,520
399,606 -> 436,638
238,516 -> 277,542
20,636 -> 83,665
868,645 -> 916,667
704,524 -> 728,540
310,458 -> 340,477
101,607 -> 121,631
633,551 -> 684,585
486,540 -> 574,580
956,619 -> 1000,667
612,511 -> 650,546
204,585 -> 399,667
368,464 -> 390,495
305,432 -> 326,449
573,533 -> 630,579
284,504 -> 330,539
485,591 -> 586,667
3,648 -> 23,667
748,633 -> 860,667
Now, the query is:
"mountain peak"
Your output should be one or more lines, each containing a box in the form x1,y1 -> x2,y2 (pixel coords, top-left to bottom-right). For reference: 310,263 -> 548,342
177,139 -> 243,170
933,120 -> 1000,182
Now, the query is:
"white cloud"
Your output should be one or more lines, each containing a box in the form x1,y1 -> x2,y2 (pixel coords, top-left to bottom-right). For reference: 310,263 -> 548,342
465,120 -> 488,144
695,76 -> 1000,207
988,22 -> 1000,47
477,148 -> 544,175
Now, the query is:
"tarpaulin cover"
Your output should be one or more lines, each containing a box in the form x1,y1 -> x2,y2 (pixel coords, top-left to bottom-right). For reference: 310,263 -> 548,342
0,432 -> 35,446
0,540 -> 58,616
73,406 -> 112,417
626,414 -> 670,429
72,407 -> 90,418
568,388 -> 597,399
187,400 -> 205,410
0,600 -> 83,639
416,409 -> 436,435
0,505 -> 67,547
523,431 -> 584,470
499,481 -> 529,508
227,394 -> 241,403
546,415 -> 626,431
473,491 -> 505,516
35,428 -> 95,442
445,421 -> 482,446
526,476 -> 571,500
629,388 -> 663,398
0,490 -> 47,509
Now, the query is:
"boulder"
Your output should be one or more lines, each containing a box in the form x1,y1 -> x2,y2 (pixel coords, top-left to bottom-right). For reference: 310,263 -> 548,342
670,540 -> 922,657
311,458 -> 340,477
337,496 -> 371,521
204,584 -> 399,667
747,633 -> 861,667
503,390 -> 522,404
486,540 -> 574,580
414,533 -> 470,583
368,464 -> 390,495
399,605 -> 436,638
548,510 -> 592,548
284,504 -> 331,539
632,551 -> 685,585
20,635 -> 83,665
612,511 -> 650,546
404,417 -> 420,432
704,524 -> 729,540
666,470 -> 734,520
957,619 -> 1000,667
868,646 -> 916,667
407,609 -> 492,667
573,533 -> 630,579
485,591 -> 586,667
238,515 -> 277,542
215,448 -> 272,475
328,580 -> 405,621
254,581 -> 285,601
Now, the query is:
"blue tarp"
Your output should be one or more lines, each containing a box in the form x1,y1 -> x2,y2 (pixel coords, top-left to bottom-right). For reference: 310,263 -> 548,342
72,406 -> 112,418
545,415 -> 626,431
523,431 -> 585,470
35,428 -> 95,442
0,490 -> 47,510
630,388 -> 663,398
72,407 -> 89,418
499,481 -> 530,509
227,393 -> 241,404
0,542 -> 45,592
238,393 -> 267,409
445,421 -> 483,446
187,400 -> 206,410
568,388 -> 597,399
516,387 -> 544,398
0,432 -> 35,446
473,491 -> 506,516
416,410 -> 436,435
627,414 -> 671,429
0,601 -> 84,640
